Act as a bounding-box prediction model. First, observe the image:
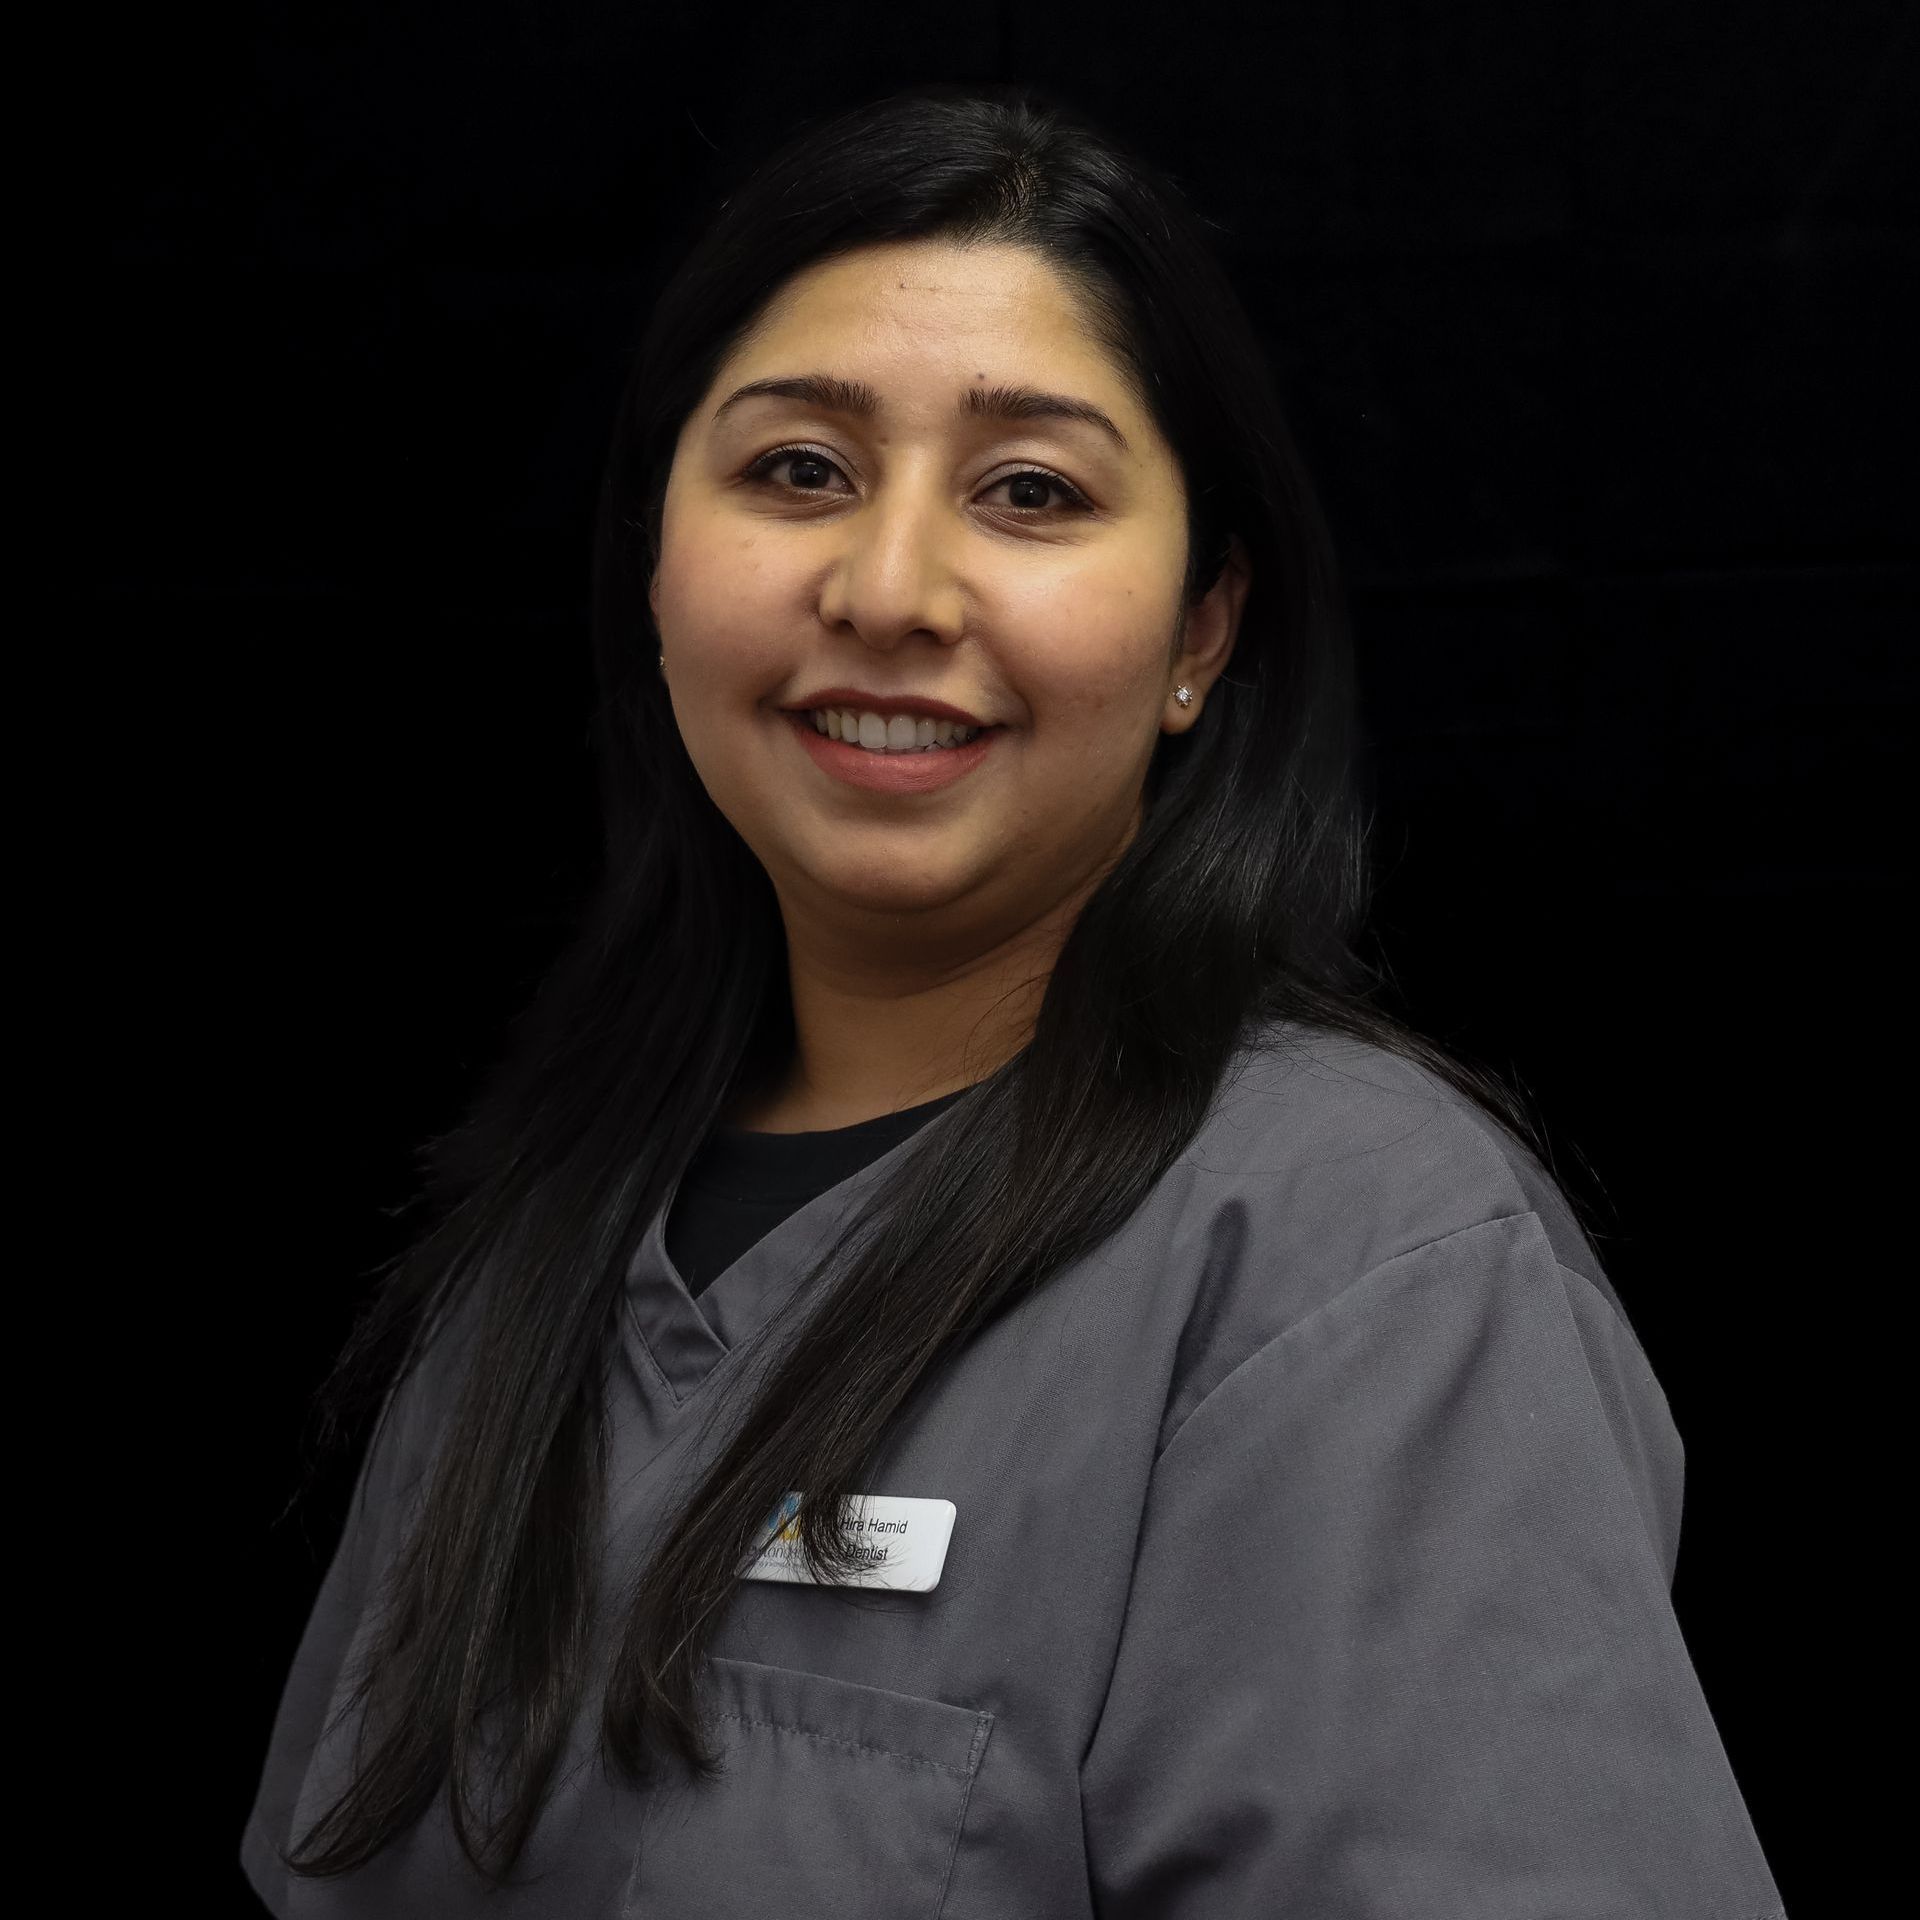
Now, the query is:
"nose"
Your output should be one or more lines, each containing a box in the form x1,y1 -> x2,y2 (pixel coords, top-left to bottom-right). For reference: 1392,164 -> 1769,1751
815,480 -> 968,653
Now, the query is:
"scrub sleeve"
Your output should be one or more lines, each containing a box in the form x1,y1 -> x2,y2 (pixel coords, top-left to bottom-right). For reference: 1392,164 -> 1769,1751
1079,1210 -> 1787,1918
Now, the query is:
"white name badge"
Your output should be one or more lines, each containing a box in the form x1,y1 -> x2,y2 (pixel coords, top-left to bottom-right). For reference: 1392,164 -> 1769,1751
743,1493 -> 956,1592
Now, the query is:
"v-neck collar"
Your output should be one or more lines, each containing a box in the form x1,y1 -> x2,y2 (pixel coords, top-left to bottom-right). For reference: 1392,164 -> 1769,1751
620,1091 -> 974,1407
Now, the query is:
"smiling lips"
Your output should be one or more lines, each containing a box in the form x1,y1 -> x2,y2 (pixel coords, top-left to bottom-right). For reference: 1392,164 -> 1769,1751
783,707 -> 1000,794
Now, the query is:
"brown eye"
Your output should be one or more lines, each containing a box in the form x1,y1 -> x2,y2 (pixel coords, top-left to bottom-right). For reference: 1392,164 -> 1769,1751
988,470 -> 1091,514
744,446 -> 847,492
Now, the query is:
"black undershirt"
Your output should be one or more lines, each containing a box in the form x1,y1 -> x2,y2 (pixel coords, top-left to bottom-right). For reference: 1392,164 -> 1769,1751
664,1088 -> 972,1300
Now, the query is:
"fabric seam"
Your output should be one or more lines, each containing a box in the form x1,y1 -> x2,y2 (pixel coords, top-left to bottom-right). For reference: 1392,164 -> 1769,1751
1554,1256 -> 1666,1387
1153,1209 -> 1535,1465
623,1295 -> 686,1408
709,1707 -> 976,1777
934,1712 -> 994,1917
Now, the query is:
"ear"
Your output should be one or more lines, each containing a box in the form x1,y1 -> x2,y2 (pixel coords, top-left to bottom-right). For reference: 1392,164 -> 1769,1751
1162,533 -> 1252,733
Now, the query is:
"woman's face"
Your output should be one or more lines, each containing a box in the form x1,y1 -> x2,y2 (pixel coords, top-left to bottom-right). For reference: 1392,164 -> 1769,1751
651,239 -> 1244,952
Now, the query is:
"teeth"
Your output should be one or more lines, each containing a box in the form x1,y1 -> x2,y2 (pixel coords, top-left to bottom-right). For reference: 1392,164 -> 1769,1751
807,708 -> 982,752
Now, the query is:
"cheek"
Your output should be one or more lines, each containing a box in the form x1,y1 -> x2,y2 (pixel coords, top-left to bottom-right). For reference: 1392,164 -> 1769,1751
655,529 -> 793,687
1019,583 -> 1174,726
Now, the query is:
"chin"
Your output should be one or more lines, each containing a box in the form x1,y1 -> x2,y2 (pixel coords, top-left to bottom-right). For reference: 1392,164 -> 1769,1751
793,846 -> 982,919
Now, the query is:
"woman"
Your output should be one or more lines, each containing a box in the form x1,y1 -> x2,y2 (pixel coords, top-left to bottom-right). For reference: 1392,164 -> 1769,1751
242,82 -> 1787,1917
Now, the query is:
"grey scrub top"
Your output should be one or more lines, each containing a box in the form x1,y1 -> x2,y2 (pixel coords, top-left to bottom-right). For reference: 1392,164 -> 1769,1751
241,1020 -> 1790,1917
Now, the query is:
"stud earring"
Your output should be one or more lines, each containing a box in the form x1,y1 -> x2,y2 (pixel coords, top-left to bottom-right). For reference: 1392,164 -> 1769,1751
1174,684 -> 1193,708
658,649 -> 667,679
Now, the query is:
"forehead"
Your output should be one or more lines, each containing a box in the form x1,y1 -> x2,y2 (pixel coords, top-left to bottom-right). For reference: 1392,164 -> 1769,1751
710,241 -> 1137,426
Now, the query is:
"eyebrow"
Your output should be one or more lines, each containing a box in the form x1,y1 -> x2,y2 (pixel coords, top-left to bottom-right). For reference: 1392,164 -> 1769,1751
710,373 -> 1132,456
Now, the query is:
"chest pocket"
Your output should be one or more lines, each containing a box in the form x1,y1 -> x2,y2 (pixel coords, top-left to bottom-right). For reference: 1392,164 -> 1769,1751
625,1655 -> 993,1918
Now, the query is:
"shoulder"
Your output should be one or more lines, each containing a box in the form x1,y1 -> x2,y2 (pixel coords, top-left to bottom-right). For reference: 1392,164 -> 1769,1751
1191,1017 -> 1601,1271
1153,1017 -> 1621,1435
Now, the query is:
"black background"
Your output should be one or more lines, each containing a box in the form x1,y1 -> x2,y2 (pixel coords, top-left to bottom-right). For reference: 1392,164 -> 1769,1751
99,4 -> 1912,1911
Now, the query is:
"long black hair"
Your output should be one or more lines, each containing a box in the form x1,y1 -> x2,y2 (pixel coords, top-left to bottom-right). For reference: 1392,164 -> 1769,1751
283,79 -> 1607,1886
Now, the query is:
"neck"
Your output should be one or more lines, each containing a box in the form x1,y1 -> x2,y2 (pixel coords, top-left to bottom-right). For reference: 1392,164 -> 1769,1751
734,885 -> 1091,1136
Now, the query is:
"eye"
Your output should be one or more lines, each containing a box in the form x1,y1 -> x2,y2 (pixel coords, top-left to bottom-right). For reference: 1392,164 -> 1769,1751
742,445 -> 850,497
984,468 -> 1092,514
740,444 -> 1093,517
